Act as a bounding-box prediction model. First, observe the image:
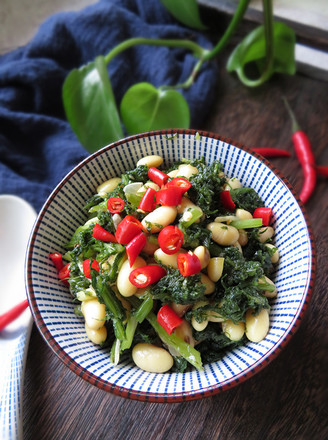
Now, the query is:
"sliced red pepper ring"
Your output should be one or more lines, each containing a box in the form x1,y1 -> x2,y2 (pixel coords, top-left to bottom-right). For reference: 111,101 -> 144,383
156,187 -> 183,207
49,252 -> 64,272
82,259 -> 100,279
220,190 -> 236,211
158,225 -> 184,255
148,167 -> 169,187
58,263 -> 71,285
138,187 -> 156,212
115,214 -> 143,244
107,197 -> 125,214
129,265 -> 166,288
157,304 -> 183,335
253,207 -> 272,226
126,231 -> 147,267
177,251 -> 201,277
166,177 -> 191,194
92,223 -> 117,242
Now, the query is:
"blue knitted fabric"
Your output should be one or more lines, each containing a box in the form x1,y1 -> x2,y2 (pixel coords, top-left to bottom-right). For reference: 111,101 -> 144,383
0,0 -> 218,211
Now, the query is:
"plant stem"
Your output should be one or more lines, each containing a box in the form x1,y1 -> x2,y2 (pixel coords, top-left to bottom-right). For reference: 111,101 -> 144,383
238,0 -> 274,87
204,0 -> 251,61
104,37 -> 206,65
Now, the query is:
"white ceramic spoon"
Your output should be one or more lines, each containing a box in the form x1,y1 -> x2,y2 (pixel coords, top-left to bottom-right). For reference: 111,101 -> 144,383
0,195 -> 36,440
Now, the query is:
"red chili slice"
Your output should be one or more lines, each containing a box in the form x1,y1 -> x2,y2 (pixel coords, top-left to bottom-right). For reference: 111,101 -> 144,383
49,252 -> 64,272
220,190 -> 236,211
158,225 -> 184,255
166,177 -> 191,194
148,167 -> 169,187
177,252 -> 201,277
58,263 -> 71,285
129,265 -> 166,288
107,197 -> 125,214
82,259 -> 100,279
156,187 -> 183,206
157,304 -> 183,335
126,231 -> 147,267
253,207 -> 272,226
138,187 -> 156,212
92,223 -> 117,242
115,215 -> 143,244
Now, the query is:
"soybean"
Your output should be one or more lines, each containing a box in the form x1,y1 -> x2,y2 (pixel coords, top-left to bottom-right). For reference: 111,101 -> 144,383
117,256 -> 146,297
132,343 -> 174,373
141,206 -> 177,233
245,308 -> 270,342
137,155 -> 163,168
207,222 -> 239,246
85,324 -> 107,345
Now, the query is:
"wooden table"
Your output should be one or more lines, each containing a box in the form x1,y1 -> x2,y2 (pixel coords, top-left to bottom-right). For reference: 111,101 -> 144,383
22,15 -> 328,440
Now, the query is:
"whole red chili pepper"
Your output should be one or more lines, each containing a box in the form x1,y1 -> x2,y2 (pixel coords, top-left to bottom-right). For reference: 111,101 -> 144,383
129,264 -> 166,287
251,147 -> 291,158
157,304 -> 183,335
0,299 -> 29,331
316,165 -> 328,178
283,97 -> 316,204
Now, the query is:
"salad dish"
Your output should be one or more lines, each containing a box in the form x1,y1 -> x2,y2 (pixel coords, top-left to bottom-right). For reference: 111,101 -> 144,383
26,130 -> 315,401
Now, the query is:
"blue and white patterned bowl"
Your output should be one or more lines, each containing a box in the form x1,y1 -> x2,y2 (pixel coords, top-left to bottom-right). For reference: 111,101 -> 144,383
26,130 -> 315,402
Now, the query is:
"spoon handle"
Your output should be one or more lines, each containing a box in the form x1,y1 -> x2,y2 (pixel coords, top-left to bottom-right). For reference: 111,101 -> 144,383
0,317 -> 33,440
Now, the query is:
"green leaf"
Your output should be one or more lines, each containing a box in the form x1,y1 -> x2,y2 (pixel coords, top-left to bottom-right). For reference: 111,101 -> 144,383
160,0 -> 206,30
120,82 -> 190,135
62,55 -> 124,153
227,22 -> 296,86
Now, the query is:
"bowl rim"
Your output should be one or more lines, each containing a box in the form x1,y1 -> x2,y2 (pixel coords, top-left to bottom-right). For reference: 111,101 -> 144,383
26,128 -> 316,402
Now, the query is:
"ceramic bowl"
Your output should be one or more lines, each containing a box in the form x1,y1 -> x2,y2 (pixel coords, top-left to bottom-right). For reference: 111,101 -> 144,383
26,129 -> 315,402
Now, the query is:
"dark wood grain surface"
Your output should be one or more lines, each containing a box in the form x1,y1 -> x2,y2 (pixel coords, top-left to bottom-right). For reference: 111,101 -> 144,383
23,19 -> 328,440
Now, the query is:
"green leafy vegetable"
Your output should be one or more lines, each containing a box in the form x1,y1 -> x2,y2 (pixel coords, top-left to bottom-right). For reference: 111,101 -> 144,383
120,83 -> 190,135
159,0 -> 207,30
62,56 -> 124,153
230,187 -> 264,212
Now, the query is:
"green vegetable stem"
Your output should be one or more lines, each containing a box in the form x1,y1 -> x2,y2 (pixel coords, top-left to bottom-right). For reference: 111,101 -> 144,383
62,0 -> 296,153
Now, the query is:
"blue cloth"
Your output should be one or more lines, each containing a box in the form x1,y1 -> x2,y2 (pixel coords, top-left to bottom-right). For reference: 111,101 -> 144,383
0,0 -> 218,212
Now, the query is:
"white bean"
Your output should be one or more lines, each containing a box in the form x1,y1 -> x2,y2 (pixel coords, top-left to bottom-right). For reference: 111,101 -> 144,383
81,298 -> 106,330
193,246 -> 210,269
177,197 -> 203,216
245,308 -> 270,342
207,222 -> 239,246
258,276 -> 277,298
170,302 -> 192,317
141,206 -> 177,233
224,177 -> 242,190
207,257 -> 224,282
222,320 -> 245,341
154,248 -> 186,269
200,273 -> 215,295
238,229 -> 248,246
132,343 -> 173,373
236,208 -> 253,220
97,177 -> 121,196
173,319 -> 195,347
176,164 -> 198,178
265,243 -> 279,263
142,235 -> 159,255
167,169 -> 179,178
258,226 -> 274,243
191,300 -> 209,331
85,324 -> 107,345
117,256 -> 146,297
137,155 -> 163,168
